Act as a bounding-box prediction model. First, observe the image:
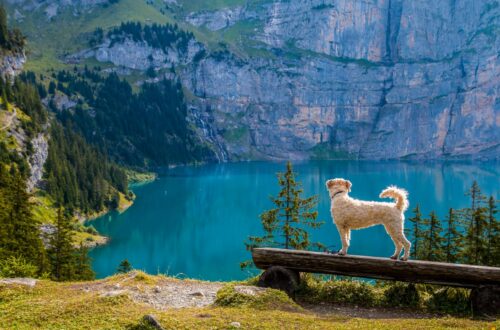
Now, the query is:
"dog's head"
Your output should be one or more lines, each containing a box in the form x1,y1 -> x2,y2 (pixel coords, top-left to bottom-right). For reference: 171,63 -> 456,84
326,178 -> 352,198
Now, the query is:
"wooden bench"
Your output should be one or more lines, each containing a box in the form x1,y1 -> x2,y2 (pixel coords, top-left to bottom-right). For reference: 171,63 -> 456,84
252,248 -> 500,316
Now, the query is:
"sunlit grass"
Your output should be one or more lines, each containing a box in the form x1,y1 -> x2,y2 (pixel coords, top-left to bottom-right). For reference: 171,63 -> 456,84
0,274 -> 496,330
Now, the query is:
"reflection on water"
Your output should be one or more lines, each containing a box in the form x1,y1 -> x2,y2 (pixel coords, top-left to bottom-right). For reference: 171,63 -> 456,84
90,161 -> 499,280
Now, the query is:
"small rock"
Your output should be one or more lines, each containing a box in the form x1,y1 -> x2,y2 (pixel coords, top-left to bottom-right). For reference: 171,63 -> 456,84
153,286 -> 161,293
142,314 -> 164,330
100,290 -> 127,297
114,284 -> 121,289
230,321 -> 241,328
233,285 -> 266,296
0,278 -> 37,288
190,290 -> 205,298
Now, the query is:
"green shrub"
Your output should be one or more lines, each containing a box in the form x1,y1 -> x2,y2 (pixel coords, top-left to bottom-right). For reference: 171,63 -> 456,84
426,287 -> 471,315
297,275 -> 379,307
85,225 -> 98,235
383,282 -> 420,307
0,256 -> 38,278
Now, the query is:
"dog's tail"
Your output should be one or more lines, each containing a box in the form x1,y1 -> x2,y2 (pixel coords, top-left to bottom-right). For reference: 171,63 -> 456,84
380,186 -> 409,212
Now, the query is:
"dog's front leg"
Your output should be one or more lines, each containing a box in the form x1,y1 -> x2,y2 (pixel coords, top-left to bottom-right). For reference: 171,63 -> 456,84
337,225 -> 349,256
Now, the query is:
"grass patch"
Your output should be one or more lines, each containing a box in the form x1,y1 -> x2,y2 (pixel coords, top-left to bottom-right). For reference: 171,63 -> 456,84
0,275 -> 496,329
222,127 -> 248,143
296,275 -> 477,317
310,142 -> 357,160
125,169 -> 157,185
31,191 -> 58,224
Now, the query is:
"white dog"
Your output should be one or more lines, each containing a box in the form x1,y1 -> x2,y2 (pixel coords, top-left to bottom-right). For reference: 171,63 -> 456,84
326,178 -> 411,261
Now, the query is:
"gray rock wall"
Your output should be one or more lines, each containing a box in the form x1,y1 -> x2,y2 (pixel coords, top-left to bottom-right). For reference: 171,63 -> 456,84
33,0 -> 500,160
182,0 -> 499,160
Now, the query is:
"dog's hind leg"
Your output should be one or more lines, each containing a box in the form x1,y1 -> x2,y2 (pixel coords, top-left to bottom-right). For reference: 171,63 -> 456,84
384,225 -> 403,260
400,233 -> 411,261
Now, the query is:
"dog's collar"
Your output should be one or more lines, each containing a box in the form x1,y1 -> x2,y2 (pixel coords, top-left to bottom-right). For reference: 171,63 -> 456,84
332,190 -> 346,199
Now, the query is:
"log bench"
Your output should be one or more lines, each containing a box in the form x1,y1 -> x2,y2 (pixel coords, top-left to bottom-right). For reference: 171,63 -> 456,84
252,248 -> 500,317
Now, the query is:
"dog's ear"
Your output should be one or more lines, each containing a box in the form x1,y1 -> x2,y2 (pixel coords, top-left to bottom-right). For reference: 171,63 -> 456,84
326,180 -> 334,189
344,180 -> 352,192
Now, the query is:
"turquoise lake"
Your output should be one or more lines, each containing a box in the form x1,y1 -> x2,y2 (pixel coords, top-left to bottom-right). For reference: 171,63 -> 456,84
89,161 -> 499,280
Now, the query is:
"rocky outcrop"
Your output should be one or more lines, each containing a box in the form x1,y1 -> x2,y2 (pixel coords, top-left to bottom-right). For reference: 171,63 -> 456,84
0,278 -> 38,288
31,0 -> 500,160
0,51 -> 26,78
27,133 -> 48,191
68,38 -> 203,71
180,0 -> 499,160
186,6 -> 256,31
6,0 -> 114,19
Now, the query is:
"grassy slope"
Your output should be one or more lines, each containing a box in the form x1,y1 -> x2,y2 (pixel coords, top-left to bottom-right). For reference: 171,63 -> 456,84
9,0 -> 276,76
10,0 -> 172,73
0,272 -> 496,330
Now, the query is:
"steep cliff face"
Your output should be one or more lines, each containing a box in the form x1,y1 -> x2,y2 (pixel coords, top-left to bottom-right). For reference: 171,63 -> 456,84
12,0 -> 499,160
0,49 -> 47,190
0,50 -> 25,78
180,0 -> 499,160
6,0 -> 112,19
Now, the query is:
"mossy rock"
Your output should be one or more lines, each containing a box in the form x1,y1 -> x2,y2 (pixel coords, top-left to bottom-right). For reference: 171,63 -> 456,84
214,284 -> 300,311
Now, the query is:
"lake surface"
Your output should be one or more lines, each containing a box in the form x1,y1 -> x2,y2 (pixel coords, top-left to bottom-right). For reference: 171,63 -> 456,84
89,161 -> 499,280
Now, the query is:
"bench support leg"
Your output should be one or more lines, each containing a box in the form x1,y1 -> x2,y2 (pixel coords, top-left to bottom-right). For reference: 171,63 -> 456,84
257,266 -> 300,297
470,285 -> 500,318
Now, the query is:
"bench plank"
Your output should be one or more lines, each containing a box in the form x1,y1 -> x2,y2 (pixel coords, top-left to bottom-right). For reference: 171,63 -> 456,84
252,248 -> 500,288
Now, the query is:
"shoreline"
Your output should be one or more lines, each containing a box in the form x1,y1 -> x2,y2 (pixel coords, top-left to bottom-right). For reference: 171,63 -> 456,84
80,172 -> 157,248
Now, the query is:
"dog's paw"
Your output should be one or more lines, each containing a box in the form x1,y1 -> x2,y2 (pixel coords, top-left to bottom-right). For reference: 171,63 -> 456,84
400,256 -> 409,261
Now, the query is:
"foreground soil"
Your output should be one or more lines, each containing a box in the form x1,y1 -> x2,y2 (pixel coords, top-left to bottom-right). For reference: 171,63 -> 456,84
0,272 -> 497,329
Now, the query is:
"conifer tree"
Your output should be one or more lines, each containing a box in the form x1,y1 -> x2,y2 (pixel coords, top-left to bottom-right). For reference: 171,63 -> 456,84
47,208 -> 76,281
242,162 -> 324,268
407,205 -> 424,259
74,243 -> 95,281
444,208 -> 462,263
117,259 -> 132,273
486,196 -> 499,266
0,5 -> 8,47
423,211 -> 445,261
463,181 -> 486,233
5,170 -> 45,267
463,205 -> 489,265
461,182 -> 489,265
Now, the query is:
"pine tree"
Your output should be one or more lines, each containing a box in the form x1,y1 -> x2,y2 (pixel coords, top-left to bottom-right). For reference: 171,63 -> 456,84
463,205 -> 489,265
407,205 -> 424,259
242,162 -> 324,268
117,259 -> 132,273
461,182 -> 489,265
443,208 -> 462,263
463,181 -> 486,236
0,5 -> 8,47
487,196 -> 500,266
6,170 -> 45,267
47,208 -> 76,281
73,243 -> 95,280
423,211 -> 445,261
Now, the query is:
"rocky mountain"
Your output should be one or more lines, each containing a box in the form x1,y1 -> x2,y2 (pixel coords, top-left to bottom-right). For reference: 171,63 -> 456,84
7,0 -> 500,161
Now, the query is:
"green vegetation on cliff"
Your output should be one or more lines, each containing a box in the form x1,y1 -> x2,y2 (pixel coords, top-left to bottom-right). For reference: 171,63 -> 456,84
49,68 -> 213,166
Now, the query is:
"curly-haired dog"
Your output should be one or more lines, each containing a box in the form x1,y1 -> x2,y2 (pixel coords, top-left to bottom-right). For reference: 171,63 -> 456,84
326,178 -> 411,261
